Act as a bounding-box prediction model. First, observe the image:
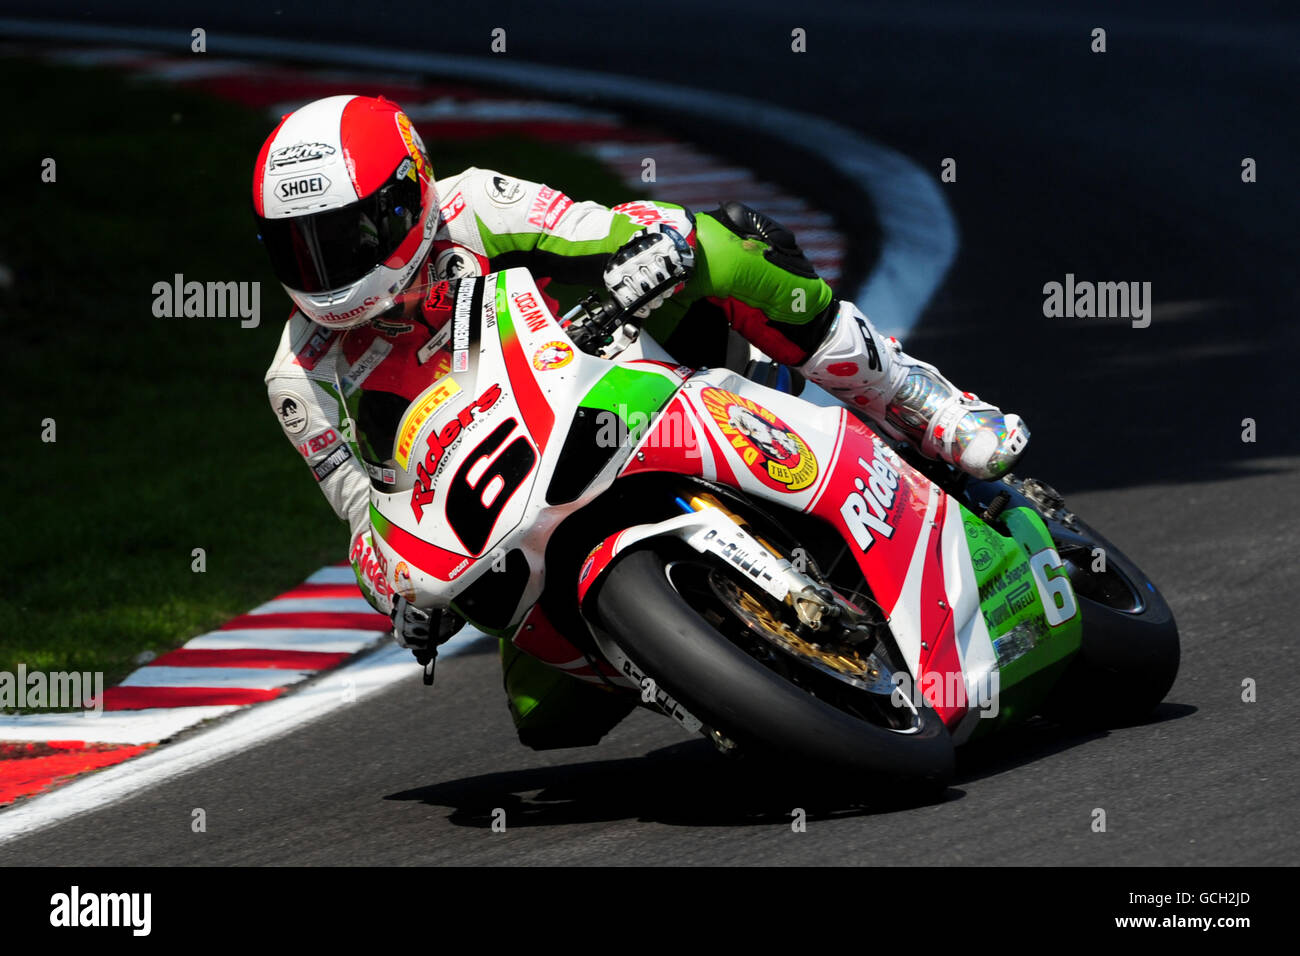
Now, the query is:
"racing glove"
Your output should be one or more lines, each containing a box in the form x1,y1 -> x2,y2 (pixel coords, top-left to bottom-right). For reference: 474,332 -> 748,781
603,223 -> 695,318
392,595 -> 467,682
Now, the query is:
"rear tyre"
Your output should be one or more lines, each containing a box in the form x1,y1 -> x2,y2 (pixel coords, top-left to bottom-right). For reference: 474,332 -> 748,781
1043,519 -> 1180,727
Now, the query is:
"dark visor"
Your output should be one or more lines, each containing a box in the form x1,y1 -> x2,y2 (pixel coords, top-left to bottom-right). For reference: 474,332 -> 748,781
255,165 -> 423,294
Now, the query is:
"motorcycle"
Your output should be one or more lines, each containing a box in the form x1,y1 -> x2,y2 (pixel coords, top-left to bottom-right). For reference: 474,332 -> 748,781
365,267 -> 1180,787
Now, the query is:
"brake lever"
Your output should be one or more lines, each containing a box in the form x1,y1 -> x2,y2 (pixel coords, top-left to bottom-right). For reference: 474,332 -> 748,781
564,274 -> 680,357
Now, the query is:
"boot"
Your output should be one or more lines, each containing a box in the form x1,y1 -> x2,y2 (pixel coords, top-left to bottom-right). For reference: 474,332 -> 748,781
800,302 -> 1029,480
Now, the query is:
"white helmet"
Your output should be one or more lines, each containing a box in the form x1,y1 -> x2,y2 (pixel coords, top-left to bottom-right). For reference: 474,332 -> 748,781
252,94 -> 438,329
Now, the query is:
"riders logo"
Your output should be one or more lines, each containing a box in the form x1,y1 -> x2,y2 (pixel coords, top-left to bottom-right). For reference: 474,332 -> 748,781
699,388 -> 818,492
409,383 -> 506,522
532,341 -> 574,371
350,533 -> 392,601
840,451 -> 900,554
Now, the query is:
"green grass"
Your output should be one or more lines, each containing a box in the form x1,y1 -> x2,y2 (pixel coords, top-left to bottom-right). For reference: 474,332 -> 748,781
0,58 -> 643,694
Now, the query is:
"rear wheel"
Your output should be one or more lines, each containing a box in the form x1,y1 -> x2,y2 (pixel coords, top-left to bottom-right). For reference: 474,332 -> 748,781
593,547 -> 954,788
1043,517 -> 1180,726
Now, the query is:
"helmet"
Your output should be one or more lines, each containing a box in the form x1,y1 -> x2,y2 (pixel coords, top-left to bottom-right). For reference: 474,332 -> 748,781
252,94 -> 438,329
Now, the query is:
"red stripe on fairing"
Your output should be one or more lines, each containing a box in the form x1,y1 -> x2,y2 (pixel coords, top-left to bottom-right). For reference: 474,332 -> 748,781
813,423 -> 929,614
685,399 -> 737,486
219,611 -> 391,631
500,318 -> 555,456
151,648 -> 351,670
374,518 -> 475,581
278,583 -> 366,600
0,743 -> 153,807
619,395 -> 704,480
100,686 -> 283,711
805,409 -> 848,513
914,495 -> 967,726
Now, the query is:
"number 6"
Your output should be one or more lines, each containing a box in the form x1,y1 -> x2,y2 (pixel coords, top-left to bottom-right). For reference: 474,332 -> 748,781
1027,547 -> 1078,627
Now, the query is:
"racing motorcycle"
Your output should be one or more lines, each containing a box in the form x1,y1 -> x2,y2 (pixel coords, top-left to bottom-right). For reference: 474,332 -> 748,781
366,267 -> 1179,787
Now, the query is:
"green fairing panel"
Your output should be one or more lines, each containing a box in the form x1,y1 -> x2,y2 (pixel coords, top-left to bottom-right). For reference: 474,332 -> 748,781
960,505 -> 1083,734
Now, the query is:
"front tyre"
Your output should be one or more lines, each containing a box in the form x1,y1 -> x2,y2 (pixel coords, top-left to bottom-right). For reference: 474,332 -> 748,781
592,548 -> 954,788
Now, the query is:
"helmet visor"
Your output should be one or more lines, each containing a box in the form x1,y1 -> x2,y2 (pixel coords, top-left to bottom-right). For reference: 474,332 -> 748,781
256,167 -> 423,294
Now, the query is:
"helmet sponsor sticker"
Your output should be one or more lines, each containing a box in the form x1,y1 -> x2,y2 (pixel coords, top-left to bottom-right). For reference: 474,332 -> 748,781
699,387 -> 818,492
273,392 -> 310,436
274,173 -> 331,202
395,157 -> 414,182
485,174 -> 525,205
394,113 -> 428,178
532,341 -> 574,371
394,378 -> 463,470
269,142 -> 336,170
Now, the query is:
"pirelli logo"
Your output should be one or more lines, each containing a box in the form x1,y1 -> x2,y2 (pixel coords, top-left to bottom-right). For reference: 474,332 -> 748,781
394,378 -> 462,470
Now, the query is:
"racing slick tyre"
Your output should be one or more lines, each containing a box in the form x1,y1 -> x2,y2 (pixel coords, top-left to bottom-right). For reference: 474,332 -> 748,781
592,547 -> 955,791
1042,519 -> 1181,727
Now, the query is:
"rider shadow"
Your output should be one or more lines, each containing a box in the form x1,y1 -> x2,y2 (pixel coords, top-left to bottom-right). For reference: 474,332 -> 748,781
953,702 -> 1197,784
387,738 -> 965,829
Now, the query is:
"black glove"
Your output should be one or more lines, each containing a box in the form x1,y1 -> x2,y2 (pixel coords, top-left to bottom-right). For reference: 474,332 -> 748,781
391,596 -> 466,683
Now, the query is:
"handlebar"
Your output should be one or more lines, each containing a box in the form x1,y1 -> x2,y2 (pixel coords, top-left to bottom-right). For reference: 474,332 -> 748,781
561,272 -> 681,358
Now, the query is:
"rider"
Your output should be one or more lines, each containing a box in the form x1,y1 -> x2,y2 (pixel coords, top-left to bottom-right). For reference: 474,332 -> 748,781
256,94 -> 1028,745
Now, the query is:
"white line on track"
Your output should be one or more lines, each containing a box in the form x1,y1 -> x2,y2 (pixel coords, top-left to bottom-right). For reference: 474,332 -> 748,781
118,666 -> 313,690
0,630 -> 490,845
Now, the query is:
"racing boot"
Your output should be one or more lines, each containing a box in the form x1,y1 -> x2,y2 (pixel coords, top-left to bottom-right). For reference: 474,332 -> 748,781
799,301 -> 1028,479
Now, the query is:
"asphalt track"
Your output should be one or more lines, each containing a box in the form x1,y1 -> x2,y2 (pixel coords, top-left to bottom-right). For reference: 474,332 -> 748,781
1,1 -> 1297,864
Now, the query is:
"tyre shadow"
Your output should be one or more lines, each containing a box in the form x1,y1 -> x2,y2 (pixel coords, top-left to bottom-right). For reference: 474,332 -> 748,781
386,738 -> 964,829
389,702 -> 1195,828
954,702 -> 1197,784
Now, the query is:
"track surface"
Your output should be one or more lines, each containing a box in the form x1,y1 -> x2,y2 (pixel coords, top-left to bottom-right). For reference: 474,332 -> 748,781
2,1 -> 1297,864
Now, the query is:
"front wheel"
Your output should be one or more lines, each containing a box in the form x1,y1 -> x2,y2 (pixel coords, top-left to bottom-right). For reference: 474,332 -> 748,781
592,548 -> 955,789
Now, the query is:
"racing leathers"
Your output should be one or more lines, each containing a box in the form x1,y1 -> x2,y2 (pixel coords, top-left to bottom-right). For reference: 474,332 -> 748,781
264,169 -> 1027,625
